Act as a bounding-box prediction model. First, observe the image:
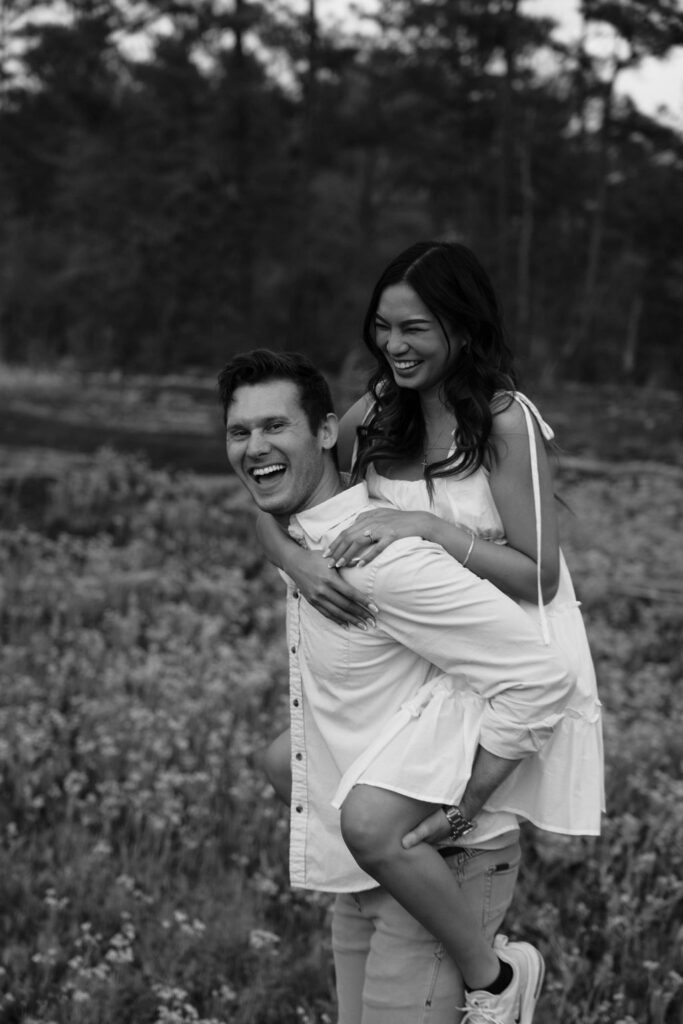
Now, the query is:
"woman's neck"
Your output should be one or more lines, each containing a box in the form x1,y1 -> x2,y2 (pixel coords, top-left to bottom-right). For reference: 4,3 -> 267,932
419,387 -> 454,432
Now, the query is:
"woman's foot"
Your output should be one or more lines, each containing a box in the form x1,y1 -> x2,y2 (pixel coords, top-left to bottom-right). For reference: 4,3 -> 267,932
460,935 -> 545,1024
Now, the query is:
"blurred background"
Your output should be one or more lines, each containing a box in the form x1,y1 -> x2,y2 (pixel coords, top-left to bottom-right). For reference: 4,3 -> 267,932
2,0 -> 682,384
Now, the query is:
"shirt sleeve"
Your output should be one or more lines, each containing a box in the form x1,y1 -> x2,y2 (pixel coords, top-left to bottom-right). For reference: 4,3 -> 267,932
361,538 -> 576,759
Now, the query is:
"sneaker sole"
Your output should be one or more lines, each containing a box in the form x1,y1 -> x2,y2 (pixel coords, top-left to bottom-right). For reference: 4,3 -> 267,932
518,946 -> 545,1024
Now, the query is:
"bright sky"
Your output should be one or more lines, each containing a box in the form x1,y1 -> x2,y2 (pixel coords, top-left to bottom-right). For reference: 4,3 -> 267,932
12,0 -> 683,129
309,0 -> 683,130
525,0 -> 683,128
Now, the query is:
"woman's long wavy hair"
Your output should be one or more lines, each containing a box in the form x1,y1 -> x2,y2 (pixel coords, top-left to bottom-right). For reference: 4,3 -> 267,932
352,241 -> 518,488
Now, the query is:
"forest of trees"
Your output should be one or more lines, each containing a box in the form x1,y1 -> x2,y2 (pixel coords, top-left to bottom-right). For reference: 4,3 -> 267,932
1,0 -> 683,385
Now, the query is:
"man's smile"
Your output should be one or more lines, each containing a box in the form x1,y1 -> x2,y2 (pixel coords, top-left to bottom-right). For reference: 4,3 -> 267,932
249,463 -> 287,484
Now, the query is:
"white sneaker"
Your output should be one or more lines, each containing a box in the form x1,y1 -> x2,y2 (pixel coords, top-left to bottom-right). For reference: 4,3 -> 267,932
460,935 -> 545,1024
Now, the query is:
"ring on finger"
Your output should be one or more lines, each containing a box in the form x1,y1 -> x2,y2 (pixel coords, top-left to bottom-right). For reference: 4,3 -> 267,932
364,528 -> 377,544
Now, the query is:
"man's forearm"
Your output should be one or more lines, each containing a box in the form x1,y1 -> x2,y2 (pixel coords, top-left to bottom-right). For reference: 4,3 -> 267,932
459,746 -> 521,823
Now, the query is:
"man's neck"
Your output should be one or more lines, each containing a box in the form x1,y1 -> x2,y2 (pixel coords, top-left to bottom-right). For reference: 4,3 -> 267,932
275,467 -> 346,526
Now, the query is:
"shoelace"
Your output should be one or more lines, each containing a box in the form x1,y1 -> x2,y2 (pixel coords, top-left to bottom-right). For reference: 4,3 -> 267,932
458,1003 -> 509,1024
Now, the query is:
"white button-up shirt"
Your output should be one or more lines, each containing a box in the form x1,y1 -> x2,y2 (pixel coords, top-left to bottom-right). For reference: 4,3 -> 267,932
286,483 -> 575,893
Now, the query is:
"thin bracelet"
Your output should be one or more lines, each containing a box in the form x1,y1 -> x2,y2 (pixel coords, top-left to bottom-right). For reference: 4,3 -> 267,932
461,533 -> 476,568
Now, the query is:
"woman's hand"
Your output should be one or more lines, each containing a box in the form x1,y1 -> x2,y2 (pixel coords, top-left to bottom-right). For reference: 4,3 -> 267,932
285,547 -> 377,629
325,509 -> 437,568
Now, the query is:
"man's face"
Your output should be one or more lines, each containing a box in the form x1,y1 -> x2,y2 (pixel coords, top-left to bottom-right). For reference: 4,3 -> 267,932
225,379 -> 338,519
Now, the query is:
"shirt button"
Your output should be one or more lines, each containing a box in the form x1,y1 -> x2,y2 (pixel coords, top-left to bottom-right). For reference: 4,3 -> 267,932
295,752 -> 303,761
293,699 -> 299,707
290,645 -> 296,654
295,805 -> 303,813
292,590 -> 300,599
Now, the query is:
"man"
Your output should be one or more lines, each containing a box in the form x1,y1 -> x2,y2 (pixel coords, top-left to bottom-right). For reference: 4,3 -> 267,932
219,349 -> 575,1024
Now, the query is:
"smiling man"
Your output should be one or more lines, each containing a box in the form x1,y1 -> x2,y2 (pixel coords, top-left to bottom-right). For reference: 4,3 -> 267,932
218,349 -> 574,1024
224,365 -> 341,517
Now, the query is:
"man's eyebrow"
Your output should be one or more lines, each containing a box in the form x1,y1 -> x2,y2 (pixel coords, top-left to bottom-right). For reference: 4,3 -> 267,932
227,414 -> 290,430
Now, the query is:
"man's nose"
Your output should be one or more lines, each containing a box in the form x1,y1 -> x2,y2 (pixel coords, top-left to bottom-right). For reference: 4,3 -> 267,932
246,430 -> 271,457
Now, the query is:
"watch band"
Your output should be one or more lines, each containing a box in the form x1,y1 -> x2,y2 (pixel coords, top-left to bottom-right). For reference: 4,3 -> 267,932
442,804 -> 477,843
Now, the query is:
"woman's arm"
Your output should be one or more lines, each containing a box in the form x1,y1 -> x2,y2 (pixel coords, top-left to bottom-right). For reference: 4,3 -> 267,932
326,402 -> 560,604
484,400 -> 560,601
256,512 -> 377,628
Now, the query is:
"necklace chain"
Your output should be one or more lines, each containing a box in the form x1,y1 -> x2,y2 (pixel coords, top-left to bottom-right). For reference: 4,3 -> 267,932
422,424 -> 455,468
422,442 -> 453,468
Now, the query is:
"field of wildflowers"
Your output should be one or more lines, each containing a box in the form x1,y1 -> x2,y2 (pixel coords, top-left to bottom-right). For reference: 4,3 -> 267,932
1,376 -> 682,1024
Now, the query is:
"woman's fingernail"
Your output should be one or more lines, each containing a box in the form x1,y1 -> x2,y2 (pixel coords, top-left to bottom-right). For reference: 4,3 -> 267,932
322,548 -> 331,557
366,619 -> 376,629
369,603 -> 379,614
357,560 -> 366,568
357,621 -> 367,631
335,559 -> 346,568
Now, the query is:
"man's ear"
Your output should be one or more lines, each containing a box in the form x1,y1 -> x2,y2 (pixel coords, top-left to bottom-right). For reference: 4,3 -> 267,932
319,412 -> 339,450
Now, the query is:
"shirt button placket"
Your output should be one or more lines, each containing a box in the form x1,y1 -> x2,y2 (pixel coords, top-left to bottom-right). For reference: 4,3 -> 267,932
288,583 -> 307,884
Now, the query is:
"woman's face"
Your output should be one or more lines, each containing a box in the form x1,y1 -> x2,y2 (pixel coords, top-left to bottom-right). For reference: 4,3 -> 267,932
373,282 -> 461,394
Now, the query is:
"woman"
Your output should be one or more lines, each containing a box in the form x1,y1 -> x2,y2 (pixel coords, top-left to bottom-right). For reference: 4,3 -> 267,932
260,240 -> 602,829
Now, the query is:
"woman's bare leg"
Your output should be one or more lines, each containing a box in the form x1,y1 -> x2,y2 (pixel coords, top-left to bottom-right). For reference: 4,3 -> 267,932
340,784 -> 501,991
260,728 -> 292,804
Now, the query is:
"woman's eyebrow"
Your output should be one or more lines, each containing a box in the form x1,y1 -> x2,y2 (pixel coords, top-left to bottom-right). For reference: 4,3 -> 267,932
375,313 -> 432,325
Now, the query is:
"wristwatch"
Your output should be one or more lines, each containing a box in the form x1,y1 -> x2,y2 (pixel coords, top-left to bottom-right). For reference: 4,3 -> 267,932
442,804 -> 477,843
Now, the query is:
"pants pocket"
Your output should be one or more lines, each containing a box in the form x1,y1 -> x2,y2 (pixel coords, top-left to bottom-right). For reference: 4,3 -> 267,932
481,856 -> 520,940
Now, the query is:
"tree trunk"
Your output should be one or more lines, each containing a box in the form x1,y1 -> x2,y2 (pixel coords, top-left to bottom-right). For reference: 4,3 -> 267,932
496,0 -> 520,300
287,0 -> 318,350
233,0 -> 254,332
562,70 -> 618,366
515,107 -> 534,349
622,289 -> 644,380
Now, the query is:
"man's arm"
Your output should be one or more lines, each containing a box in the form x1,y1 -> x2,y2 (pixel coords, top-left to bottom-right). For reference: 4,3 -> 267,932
401,748 -> 521,849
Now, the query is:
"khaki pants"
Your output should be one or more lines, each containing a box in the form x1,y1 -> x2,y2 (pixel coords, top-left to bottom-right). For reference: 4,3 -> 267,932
331,840 -> 521,1024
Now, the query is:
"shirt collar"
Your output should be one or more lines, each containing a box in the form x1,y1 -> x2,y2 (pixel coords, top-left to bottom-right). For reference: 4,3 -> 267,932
290,482 -> 376,549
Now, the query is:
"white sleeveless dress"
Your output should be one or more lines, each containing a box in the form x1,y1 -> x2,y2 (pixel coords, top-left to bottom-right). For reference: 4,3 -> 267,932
332,392 -> 604,836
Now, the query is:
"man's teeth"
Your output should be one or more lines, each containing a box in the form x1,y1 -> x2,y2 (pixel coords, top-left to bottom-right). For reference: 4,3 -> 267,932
252,464 -> 286,478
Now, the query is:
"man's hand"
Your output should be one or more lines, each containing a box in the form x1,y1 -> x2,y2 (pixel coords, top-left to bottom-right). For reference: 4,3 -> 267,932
401,748 -> 523,850
401,807 -> 451,849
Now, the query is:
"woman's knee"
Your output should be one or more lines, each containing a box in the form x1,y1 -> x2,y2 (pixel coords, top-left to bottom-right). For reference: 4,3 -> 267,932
340,787 -> 401,868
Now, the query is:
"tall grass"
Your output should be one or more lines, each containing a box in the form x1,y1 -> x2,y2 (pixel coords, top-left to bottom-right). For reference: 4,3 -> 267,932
0,448 -> 681,1023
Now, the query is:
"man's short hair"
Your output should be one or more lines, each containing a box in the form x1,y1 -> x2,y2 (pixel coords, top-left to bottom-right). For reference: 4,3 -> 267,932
218,349 -> 336,434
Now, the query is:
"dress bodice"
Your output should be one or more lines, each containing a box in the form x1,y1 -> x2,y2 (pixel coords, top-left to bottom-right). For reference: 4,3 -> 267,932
363,391 -> 553,546
366,462 -> 506,544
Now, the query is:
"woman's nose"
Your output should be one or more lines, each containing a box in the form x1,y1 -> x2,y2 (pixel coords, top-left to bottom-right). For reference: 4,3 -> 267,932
385,328 -> 407,353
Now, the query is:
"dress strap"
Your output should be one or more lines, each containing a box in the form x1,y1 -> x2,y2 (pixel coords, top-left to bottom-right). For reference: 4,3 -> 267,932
508,391 -> 555,442
510,393 -> 552,646
350,397 -> 377,474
